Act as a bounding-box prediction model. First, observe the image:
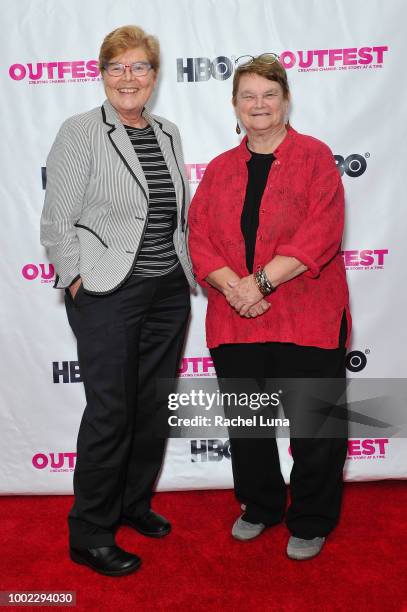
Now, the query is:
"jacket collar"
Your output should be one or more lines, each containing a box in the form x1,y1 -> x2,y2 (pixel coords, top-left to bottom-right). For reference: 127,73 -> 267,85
237,125 -> 297,161
101,99 -> 150,199
100,100 -> 183,210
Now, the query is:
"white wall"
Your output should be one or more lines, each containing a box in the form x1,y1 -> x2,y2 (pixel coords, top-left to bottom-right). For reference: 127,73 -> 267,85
1,0 -> 405,493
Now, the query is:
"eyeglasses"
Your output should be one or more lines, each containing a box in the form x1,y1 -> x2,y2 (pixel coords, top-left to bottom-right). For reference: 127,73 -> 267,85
234,53 -> 280,68
104,62 -> 153,77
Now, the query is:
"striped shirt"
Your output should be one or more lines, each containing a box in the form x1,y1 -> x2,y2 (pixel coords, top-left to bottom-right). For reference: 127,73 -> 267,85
125,124 -> 179,276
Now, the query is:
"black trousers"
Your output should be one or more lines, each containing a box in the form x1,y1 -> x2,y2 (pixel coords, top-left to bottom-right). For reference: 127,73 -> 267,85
210,318 -> 347,539
65,265 -> 190,548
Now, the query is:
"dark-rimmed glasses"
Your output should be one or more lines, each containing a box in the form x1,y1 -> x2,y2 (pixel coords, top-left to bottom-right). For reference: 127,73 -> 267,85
104,62 -> 152,77
234,53 -> 280,68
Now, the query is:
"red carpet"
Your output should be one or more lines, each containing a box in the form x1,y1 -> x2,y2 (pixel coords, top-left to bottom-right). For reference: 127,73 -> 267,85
0,482 -> 406,611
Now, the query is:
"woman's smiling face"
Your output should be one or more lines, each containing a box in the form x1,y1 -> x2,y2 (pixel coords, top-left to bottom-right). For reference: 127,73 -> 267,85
103,47 -> 156,122
234,73 -> 289,136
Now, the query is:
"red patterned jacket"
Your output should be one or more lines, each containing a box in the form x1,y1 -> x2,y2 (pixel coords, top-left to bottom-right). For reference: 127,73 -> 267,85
188,127 -> 351,349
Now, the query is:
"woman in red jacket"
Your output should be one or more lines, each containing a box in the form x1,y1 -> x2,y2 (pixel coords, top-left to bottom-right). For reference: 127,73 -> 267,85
188,54 -> 351,560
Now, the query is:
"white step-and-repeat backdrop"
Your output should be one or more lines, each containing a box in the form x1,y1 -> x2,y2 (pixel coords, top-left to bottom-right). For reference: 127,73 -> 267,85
1,0 -> 406,494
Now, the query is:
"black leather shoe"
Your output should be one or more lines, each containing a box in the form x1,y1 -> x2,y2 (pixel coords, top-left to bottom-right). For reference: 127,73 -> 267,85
122,510 -> 171,538
70,545 -> 141,576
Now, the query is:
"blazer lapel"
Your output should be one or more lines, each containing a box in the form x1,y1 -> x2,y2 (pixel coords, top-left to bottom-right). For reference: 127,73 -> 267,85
144,109 -> 185,228
101,101 -> 185,222
101,100 -> 149,202
146,112 -> 183,198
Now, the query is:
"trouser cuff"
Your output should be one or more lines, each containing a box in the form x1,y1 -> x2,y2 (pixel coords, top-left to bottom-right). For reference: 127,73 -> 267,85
69,533 -> 116,549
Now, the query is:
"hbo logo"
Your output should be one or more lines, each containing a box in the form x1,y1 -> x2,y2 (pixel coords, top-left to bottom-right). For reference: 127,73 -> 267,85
191,439 -> 231,462
346,351 -> 368,373
177,56 -> 233,82
334,154 -> 367,178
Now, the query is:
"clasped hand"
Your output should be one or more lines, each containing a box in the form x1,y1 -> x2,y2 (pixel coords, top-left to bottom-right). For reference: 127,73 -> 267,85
225,275 -> 270,318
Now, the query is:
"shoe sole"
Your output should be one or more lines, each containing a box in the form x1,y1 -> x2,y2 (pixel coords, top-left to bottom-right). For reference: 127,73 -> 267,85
287,548 -> 324,561
232,528 -> 266,542
232,533 -> 263,542
70,551 -> 141,576
121,519 -> 171,538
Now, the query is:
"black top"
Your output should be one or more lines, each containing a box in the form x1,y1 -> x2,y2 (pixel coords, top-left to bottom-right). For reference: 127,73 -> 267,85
241,150 -> 275,273
125,124 -> 179,276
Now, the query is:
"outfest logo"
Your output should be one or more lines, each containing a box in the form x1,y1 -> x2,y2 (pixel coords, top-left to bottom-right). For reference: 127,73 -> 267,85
288,439 -> 388,460
279,45 -> 388,72
21,263 -> 55,283
185,163 -> 208,185
178,357 -> 216,378
347,438 -> 389,460
9,60 -> 101,84
32,452 -> 76,472
341,249 -> 388,271
177,46 -> 389,81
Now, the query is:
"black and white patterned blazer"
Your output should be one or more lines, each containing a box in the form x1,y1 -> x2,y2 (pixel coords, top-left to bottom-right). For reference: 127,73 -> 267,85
40,99 -> 195,293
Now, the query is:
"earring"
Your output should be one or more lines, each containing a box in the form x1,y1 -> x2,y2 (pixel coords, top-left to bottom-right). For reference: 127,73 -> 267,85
236,122 -> 241,135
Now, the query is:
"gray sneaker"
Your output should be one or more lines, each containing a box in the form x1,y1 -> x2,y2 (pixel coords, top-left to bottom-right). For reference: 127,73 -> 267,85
287,536 -> 326,560
232,515 -> 266,541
